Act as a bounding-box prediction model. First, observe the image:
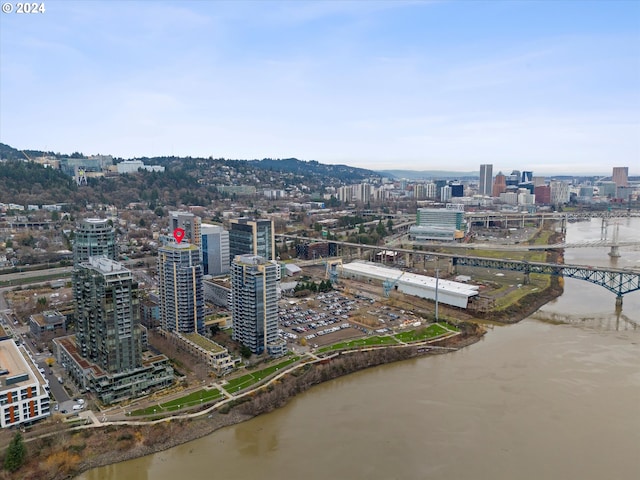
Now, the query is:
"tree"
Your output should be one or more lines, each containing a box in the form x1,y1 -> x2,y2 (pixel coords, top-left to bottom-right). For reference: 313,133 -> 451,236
4,431 -> 26,472
240,345 -> 252,358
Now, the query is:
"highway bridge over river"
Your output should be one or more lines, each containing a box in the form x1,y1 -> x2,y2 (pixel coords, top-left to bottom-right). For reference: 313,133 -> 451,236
277,235 -> 640,307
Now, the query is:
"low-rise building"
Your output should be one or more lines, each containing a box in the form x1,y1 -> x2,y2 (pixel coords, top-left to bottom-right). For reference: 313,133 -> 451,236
160,331 -> 237,376
0,339 -> 51,428
29,310 -> 67,341
341,261 -> 479,309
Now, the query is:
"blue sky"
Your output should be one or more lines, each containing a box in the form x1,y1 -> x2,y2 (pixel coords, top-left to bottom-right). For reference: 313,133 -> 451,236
1,0 -> 638,175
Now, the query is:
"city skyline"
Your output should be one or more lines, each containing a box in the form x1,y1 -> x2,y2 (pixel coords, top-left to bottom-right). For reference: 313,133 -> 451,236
1,1 -> 638,174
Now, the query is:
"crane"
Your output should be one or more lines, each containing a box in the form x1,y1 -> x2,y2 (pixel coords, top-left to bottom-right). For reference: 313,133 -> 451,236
382,271 -> 404,297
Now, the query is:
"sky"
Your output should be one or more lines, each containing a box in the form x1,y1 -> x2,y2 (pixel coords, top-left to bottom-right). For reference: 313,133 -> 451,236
0,0 -> 639,175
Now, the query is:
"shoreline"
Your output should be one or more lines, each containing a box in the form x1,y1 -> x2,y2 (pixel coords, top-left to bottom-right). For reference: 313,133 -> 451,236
77,328 -> 486,476
3,232 -> 565,479
6,324 -> 487,480
7,285 -> 565,480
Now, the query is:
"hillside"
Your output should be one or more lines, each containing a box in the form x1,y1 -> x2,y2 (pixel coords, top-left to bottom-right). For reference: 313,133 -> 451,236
0,143 -> 381,208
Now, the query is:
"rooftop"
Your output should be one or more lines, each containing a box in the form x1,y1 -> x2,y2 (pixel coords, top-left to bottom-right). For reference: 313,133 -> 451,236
0,339 -> 42,391
183,333 -> 225,353
342,261 -> 479,298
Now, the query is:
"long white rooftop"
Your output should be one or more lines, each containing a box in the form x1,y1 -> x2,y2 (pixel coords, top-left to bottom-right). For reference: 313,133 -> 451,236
341,261 -> 479,308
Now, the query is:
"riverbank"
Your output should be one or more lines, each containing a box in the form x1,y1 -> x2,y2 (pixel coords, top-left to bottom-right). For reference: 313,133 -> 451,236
2,324 -> 485,480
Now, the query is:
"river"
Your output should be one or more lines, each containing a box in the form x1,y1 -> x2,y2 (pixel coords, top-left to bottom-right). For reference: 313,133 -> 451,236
79,217 -> 640,480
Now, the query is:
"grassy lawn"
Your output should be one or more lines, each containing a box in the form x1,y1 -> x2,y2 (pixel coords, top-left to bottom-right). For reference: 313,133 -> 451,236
493,273 -> 550,310
131,388 -> 224,416
223,356 -> 300,394
316,335 -> 399,353
393,322 -> 451,342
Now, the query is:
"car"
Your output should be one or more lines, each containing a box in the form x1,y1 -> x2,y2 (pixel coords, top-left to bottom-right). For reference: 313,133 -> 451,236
61,409 -> 67,414
54,404 -> 59,411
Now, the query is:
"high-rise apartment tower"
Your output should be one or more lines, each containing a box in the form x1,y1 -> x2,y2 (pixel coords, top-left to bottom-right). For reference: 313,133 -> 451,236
157,242 -> 204,334
74,257 -> 142,373
73,218 -> 117,265
230,255 -> 285,356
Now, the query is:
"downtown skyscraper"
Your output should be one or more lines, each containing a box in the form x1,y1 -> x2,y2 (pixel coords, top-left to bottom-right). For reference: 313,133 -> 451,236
479,164 -> 493,196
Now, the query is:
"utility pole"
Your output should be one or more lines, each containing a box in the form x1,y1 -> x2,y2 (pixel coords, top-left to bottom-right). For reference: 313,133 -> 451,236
435,268 -> 439,322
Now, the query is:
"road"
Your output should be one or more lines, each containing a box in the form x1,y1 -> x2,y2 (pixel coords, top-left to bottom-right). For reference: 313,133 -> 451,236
0,266 -> 72,283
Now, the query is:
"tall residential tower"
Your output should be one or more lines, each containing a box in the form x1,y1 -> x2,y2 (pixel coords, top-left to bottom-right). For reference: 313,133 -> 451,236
231,255 -> 285,356
73,218 -> 117,264
74,257 -> 142,373
158,242 -> 204,334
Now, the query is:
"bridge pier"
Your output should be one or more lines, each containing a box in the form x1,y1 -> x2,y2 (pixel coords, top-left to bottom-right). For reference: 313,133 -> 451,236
615,295 -> 623,308
608,245 -> 620,258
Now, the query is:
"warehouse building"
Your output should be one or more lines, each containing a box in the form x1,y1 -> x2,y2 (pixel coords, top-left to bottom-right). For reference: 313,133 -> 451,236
341,261 -> 479,308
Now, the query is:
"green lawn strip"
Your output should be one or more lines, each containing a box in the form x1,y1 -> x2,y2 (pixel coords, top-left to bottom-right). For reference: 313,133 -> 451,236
223,356 -> 300,394
131,388 -> 223,416
393,323 -> 449,342
317,335 -> 399,353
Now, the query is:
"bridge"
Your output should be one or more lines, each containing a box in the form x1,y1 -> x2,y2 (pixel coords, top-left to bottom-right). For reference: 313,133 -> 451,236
405,239 -> 640,251
452,256 -> 640,306
277,234 -> 640,306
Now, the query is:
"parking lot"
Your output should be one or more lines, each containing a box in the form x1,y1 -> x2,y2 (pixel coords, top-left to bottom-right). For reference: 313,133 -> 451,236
277,290 -> 416,349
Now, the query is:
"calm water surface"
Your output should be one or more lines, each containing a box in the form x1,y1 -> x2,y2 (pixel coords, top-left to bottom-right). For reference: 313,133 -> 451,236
79,218 -> 640,480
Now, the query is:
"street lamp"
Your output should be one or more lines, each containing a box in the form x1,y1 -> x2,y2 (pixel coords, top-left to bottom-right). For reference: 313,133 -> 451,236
435,268 -> 439,322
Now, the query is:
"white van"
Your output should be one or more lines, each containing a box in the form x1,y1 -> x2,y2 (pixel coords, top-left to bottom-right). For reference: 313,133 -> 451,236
72,404 -> 83,411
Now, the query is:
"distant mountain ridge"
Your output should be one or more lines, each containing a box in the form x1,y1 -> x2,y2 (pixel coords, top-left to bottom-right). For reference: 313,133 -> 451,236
378,169 -> 478,180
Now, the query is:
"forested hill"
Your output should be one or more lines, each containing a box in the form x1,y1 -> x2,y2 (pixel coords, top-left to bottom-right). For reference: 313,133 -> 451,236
246,158 -> 377,183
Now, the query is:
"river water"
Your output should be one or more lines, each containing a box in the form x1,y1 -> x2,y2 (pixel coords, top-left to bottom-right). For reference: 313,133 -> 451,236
79,218 -> 640,480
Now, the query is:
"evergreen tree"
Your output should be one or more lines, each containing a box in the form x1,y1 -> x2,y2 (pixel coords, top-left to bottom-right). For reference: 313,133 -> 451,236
3,431 -> 26,472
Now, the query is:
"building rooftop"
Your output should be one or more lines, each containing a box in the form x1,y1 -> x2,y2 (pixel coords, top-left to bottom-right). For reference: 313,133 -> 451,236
30,311 -> 65,327
183,333 -> 225,353
87,256 -> 128,274
160,242 -> 199,251
0,339 -> 42,391
342,261 -> 479,298
55,335 -> 106,377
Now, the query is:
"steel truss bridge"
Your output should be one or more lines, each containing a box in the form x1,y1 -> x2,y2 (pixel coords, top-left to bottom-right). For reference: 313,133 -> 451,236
452,256 -> 640,306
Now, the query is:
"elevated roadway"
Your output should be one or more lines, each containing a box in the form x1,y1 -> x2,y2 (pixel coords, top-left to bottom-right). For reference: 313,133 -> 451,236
277,234 -> 640,305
